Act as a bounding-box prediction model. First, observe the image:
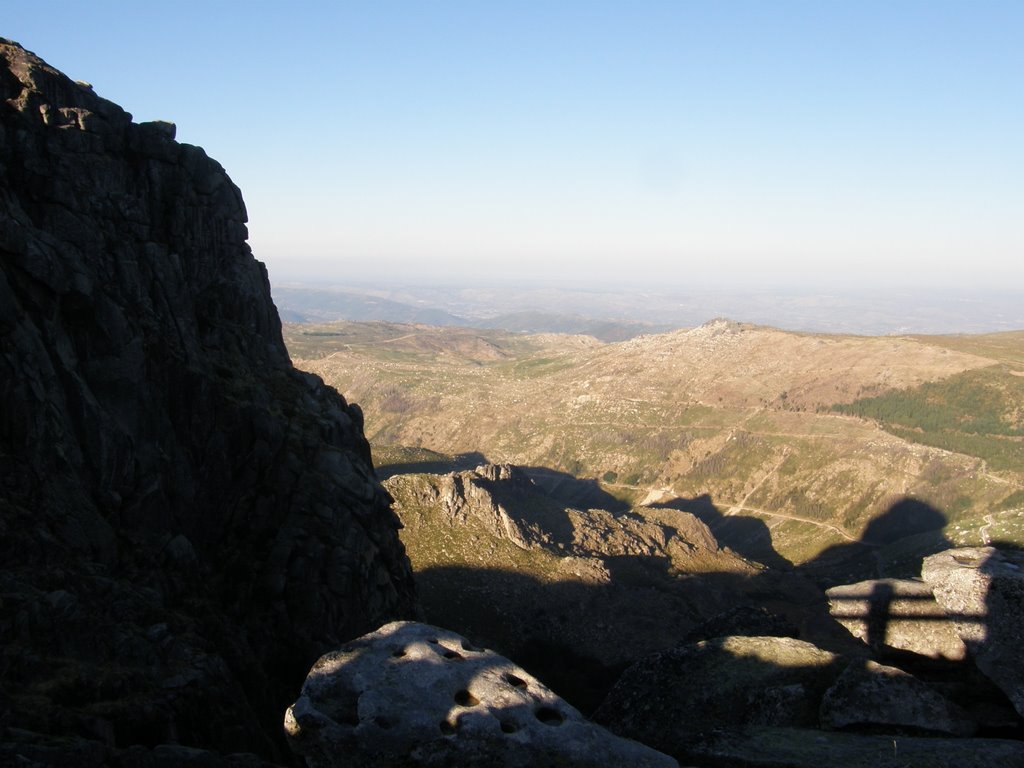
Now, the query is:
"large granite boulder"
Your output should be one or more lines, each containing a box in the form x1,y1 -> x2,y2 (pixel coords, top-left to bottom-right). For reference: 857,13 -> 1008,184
922,547 -> 1024,717
826,578 -> 967,660
0,38 -> 416,762
284,621 -> 677,768
685,726 -> 1024,768
819,659 -> 975,736
592,636 -> 846,756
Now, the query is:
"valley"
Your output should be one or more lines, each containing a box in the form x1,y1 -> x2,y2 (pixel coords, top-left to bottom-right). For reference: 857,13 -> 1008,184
285,320 -> 1024,572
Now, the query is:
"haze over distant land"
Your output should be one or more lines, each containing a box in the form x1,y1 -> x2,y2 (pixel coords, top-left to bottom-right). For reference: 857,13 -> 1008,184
6,2 -> 1023,298
272,277 -> 1024,337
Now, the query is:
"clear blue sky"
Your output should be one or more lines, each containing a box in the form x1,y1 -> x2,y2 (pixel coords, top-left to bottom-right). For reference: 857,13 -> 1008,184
6,2 -> 1023,291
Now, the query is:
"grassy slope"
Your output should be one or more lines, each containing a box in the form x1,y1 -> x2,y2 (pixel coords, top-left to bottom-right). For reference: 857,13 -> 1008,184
285,321 -> 1024,565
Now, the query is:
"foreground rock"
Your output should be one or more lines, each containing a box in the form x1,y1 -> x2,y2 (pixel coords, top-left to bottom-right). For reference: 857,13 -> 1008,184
819,659 -> 974,736
922,547 -> 1024,717
686,726 -> 1024,768
593,634 -> 1013,764
0,38 -> 416,762
826,578 -> 967,660
593,636 -> 846,754
285,621 -> 677,768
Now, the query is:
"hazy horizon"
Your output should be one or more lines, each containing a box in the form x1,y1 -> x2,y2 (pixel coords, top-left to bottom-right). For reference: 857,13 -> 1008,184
7,2 -> 1023,295
271,276 -> 1024,337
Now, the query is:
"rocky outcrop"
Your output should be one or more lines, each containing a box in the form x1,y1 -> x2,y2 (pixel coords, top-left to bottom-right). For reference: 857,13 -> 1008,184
0,38 -> 416,762
593,636 -> 847,754
683,605 -> 799,643
685,726 -> 1024,768
819,659 -> 975,736
284,621 -> 677,768
826,578 -> 967,660
386,465 -> 844,711
592,631 -> 1017,766
922,547 -> 1024,717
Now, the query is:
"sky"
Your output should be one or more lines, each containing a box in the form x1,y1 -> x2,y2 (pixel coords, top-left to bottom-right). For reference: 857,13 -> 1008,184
5,2 -> 1023,293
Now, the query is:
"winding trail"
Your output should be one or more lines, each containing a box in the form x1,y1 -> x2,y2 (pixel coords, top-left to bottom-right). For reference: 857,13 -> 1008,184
980,513 -> 996,544
722,503 -> 860,543
725,448 -> 790,517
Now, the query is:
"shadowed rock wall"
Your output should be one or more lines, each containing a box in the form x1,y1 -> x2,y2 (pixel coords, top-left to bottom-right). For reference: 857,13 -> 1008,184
0,38 -> 416,763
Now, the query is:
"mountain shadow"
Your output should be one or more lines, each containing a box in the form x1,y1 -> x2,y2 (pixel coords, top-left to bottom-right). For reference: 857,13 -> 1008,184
802,496 -> 952,586
651,493 -> 794,570
376,451 -> 489,480
519,466 -> 630,514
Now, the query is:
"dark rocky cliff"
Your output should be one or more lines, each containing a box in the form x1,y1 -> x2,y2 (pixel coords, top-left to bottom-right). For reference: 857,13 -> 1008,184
0,38 -> 417,764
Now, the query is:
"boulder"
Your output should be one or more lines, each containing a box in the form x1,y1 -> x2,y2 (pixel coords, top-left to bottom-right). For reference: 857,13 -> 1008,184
593,636 -> 846,757
685,726 -> 1024,768
922,547 -> 1024,717
819,659 -> 975,736
826,578 -> 967,659
284,621 -> 677,768
684,605 -> 798,643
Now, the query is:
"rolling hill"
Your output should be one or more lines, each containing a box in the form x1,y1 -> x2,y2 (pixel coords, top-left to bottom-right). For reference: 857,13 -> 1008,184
285,320 -> 1024,574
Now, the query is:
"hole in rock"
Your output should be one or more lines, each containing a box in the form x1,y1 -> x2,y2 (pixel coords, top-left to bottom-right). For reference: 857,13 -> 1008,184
439,720 -> 456,736
428,638 -> 440,644
535,707 -> 564,726
443,650 -> 464,661
461,639 -> 485,653
500,721 -> 518,734
391,648 -> 407,658
454,689 -> 480,707
503,673 -> 528,690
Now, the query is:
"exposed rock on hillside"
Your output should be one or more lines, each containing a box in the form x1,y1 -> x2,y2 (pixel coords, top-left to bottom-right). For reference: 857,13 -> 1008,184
385,464 -> 846,711
285,621 -> 677,768
0,38 -> 416,763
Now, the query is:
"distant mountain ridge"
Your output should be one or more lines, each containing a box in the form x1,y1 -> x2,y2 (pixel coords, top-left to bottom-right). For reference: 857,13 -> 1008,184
274,285 -> 680,341
272,281 -> 1024,337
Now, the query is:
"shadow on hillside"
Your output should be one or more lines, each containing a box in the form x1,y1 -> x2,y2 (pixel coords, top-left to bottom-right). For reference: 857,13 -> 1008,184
376,451 -> 489,480
411,479 -> 1024,711
801,497 -> 952,586
651,493 -> 795,570
520,466 -> 630,514
650,493 -> 955,586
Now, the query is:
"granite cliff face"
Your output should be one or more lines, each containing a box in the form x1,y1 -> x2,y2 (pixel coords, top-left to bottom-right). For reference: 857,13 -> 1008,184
0,38 -> 416,764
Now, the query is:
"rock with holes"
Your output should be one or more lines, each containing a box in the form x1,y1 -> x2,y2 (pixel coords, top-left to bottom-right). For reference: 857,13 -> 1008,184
284,621 -> 677,768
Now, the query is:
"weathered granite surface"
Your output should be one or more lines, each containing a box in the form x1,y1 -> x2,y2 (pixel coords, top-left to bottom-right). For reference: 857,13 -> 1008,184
819,659 -> 975,736
685,726 -> 1024,768
592,635 -> 847,755
922,546 -> 1024,718
826,578 -> 967,660
285,621 -> 677,768
0,38 -> 416,763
